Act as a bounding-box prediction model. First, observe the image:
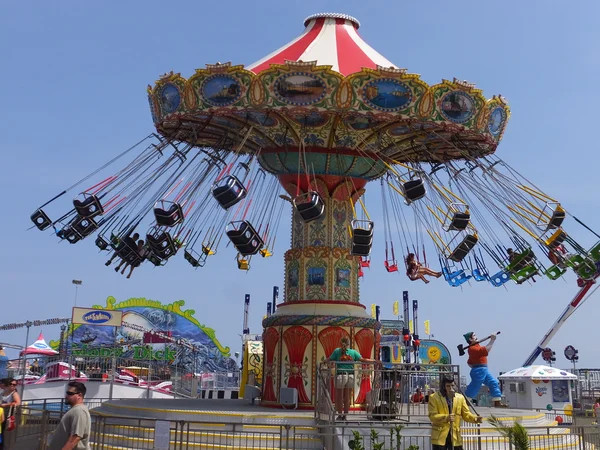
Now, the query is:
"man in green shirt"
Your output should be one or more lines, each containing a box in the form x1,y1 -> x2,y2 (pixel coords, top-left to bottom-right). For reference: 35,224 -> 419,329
326,336 -> 380,421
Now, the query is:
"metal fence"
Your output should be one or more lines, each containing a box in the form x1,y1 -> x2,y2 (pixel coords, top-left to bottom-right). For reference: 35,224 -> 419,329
6,406 -> 600,450
316,361 -> 461,422
10,354 -> 240,400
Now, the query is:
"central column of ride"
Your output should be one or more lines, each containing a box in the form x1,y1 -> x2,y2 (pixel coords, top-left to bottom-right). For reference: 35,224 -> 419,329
261,165 -> 380,408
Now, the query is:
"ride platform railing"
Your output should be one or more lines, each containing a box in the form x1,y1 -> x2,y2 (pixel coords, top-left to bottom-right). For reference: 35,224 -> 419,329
316,361 -> 461,423
6,406 -> 600,450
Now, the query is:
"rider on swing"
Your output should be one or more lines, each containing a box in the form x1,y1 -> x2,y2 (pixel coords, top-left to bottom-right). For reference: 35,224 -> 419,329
406,253 -> 442,284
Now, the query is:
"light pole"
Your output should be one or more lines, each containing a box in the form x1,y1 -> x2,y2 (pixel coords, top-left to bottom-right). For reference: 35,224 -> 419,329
564,345 -> 579,410
59,324 -> 67,359
72,279 -> 82,306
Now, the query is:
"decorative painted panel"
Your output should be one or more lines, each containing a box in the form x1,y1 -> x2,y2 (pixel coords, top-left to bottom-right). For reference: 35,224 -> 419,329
282,326 -> 313,404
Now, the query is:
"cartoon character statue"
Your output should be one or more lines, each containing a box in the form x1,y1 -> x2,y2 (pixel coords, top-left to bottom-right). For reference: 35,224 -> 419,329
463,332 -> 507,408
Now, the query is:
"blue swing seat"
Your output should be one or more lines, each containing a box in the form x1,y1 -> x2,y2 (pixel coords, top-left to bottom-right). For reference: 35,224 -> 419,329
472,268 -> 488,282
489,270 -> 511,287
442,267 -> 471,287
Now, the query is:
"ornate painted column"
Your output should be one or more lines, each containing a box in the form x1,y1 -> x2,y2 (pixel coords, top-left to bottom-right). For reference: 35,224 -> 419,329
261,172 -> 380,408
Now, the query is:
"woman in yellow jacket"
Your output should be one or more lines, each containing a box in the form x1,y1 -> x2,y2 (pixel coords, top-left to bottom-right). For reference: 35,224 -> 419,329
428,376 -> 482,450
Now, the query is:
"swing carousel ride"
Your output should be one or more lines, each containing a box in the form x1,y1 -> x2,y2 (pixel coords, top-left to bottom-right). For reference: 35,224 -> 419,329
30,13 -> 600,407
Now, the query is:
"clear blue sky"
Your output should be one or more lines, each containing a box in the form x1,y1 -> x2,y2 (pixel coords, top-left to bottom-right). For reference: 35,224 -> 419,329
1,1 -> 599,379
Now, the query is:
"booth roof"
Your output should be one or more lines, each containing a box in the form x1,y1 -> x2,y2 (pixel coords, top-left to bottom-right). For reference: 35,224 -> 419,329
499,365 -> 577,380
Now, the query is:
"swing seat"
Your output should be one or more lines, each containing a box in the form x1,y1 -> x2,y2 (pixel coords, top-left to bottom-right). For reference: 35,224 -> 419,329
73,193 -> 104,219
384,260 -> 398,273
360,256 -> 371,268
588,241 -> 600,262
351,242 -> 372,257
146,251 -> 167,267
447,234 -> 478,262
545,264 -> 567,281
57,225 -> 82,244
350,220 -> 374,257
565,255 -> 597,280
537,203 -> 566,230
31,209 -> 52,231
95,236 -> 109,251
237,255 -> 250,271
259,248 -> 273,258
226,220 -> 264,256
212,175 -> 248,210
506,248 -> 534,273
442,267 -> 471,287
489,270 -> 511,287
184,249 -> 206,268
446,212 -> 470,232
358,267 -> 364,278
293,191 -> 325,223
202,244 -> 216,256
547,208 -> 566,230
146,229 -> 178,259
544,229 -> 567,248
511,265 -> 539,284
472,268 -> 488,282
71,216 -> 98,239
153,201 -> 184,227
402,179 -> 426,204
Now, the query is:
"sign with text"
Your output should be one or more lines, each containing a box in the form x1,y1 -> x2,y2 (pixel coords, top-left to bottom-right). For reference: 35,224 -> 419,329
72,308 -> 123,327
72,344 -> 175,361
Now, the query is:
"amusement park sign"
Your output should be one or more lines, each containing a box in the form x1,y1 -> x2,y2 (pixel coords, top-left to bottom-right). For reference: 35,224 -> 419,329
72,344 -> 175,361
72,307 -> 123,327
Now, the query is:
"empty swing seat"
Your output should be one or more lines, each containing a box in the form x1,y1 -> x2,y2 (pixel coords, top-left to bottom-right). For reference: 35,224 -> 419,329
237,255 -> 250,271
402,179 -> 426,203
472,268 -> 488,282
71,216 -> 98,239
73,194 -> 104,219
202,245 -> 216,256
212,175 -> 248,210
384,260 -> 398,272
57,225 -> 82,245
293,192 -> 325,223
565,254 -> 597,280
588,241 -> 600,262
184,249 -> 206,268
448,234 -> 478,262
146,251 -> 166,267
350,221 -> 374,257
361,256 -> 371,268
146,230 -> 178,259
489,270 -> 511,287
544,229 -> 567,248
31,209 -> 52,231
442,267 -> 471,287
154,202 -> 184,227
447,212 -> 470,231
548,208 -> 566,229
95,236 -> 109,251
226,221 -> 264,256
545,264 -> 567,281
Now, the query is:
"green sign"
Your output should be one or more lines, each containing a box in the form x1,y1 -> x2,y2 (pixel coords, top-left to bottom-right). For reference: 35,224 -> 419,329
72,344 -> 175,361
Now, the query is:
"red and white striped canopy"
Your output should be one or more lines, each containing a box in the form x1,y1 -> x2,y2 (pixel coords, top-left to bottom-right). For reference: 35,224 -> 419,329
247,13 -> 398,76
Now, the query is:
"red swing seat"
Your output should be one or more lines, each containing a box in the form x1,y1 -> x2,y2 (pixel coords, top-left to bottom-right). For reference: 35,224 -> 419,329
360,256 -> 371,268
385,260 -> 398,273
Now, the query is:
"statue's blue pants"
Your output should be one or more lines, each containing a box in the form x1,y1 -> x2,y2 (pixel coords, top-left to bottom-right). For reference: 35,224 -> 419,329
465,364 -> 502,399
